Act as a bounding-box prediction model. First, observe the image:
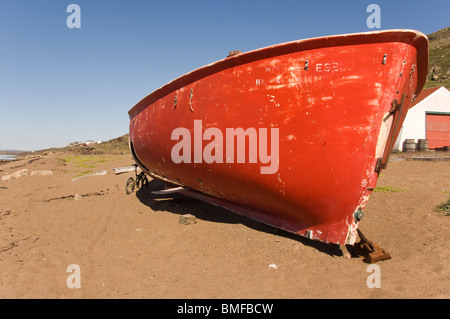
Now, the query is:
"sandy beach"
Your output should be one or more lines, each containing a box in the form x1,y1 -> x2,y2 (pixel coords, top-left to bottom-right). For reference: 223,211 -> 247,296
0,151 -> 449,299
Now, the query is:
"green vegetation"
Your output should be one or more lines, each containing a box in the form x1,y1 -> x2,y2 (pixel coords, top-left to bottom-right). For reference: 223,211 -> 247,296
59,155 -> 114,178
62,155 -> 112,167
435,198 -> 450,216
373,186 -> 409,193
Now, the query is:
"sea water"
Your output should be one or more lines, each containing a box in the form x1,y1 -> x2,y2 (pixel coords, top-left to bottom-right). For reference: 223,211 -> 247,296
0,155 -> 16,160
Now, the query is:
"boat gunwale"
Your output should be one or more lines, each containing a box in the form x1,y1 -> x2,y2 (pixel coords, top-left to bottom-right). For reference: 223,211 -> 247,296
128,29 -> 428,119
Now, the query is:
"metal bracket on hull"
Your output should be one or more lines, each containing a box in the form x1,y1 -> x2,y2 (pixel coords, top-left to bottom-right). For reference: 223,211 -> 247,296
374,158 -> 384,174
375,95 -> 408,173
189,89 -> 194,112
351,229 -> 392,263
383,98 -> 401,122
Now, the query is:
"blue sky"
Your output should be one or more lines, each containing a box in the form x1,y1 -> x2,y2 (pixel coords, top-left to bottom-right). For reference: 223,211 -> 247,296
0,0 -> 449,151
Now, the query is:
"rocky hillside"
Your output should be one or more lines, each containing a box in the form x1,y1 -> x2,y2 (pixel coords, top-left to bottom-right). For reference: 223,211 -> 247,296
37,134 -> 131,156
425,27 -> 450,90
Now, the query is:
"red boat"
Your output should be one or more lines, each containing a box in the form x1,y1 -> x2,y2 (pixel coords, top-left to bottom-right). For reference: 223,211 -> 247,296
128,30 -> 428,252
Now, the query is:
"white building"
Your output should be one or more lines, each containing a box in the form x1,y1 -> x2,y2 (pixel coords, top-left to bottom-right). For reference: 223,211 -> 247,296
394,86 -> 450,151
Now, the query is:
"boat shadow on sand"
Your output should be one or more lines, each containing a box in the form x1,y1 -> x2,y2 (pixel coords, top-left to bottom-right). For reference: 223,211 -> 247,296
135,178 -> 343,258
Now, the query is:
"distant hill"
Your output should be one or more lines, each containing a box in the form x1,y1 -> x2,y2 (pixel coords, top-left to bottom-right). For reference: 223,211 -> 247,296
0,149 -> 30,155
37,134 -> 131,156
424,27 -> 450,90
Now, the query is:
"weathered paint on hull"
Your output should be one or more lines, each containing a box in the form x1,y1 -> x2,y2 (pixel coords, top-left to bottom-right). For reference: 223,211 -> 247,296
128,30 -> 428,245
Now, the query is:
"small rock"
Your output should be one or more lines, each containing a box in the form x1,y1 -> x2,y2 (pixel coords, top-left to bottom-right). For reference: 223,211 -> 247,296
93,170 -> 108,176
74,194 -> 82,200
2,169 -> 31,180
179,214 -> 197,225
31,170 -> 53,176
268,264 -> 278,270
72,170 -> 107,182
11,169 -> 30,179
15,169 -> 30,176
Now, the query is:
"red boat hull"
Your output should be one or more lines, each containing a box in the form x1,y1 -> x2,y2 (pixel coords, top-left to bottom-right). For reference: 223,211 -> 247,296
128,30 -> 428,245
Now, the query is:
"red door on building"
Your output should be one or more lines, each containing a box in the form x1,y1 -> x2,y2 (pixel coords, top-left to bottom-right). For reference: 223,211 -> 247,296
426,113 -> 450,149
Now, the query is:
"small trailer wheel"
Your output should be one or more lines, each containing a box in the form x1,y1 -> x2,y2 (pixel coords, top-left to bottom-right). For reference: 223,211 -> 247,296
125,177 -> 136,194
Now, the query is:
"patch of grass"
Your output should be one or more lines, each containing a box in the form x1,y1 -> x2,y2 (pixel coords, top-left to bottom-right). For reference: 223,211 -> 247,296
435,198 -> 450,216
59,155 -> 113,178
60,155 -> 113,167
373,186 -> 409,193
73,170 -> 94,178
